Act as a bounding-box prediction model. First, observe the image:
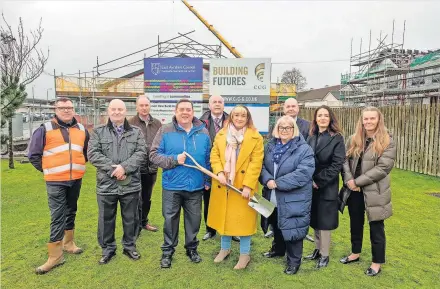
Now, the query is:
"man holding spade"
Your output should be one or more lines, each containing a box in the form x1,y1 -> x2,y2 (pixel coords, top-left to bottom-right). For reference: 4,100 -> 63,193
149,99 -> 211,269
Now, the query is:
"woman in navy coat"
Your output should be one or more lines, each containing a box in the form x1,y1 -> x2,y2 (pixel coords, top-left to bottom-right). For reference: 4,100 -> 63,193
260,115 -> 315,275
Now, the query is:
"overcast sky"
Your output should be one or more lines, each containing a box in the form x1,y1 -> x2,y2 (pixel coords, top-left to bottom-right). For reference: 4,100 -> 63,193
2,0 -> 440,99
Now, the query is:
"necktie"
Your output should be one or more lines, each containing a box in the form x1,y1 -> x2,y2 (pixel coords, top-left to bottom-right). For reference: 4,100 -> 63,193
116,126 -> 123,136
214,118 -> 221,133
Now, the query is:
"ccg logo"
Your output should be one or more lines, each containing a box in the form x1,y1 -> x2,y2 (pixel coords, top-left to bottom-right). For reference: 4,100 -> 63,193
254,63 -> 265,82
151,63 -> 160,76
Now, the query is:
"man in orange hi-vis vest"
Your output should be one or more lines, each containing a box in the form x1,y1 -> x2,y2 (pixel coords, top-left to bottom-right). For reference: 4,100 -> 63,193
28,97 -> 90,275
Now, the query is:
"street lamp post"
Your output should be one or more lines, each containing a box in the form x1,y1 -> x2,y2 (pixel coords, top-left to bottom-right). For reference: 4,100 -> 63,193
29,85 -> 35,135
44,88 -> 53,123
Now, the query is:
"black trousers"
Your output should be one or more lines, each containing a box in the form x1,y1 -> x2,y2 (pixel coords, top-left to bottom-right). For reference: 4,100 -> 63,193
97,192 -> 139,256
203,187 -> 216,234
269,208 -> 304,267
161,189 -> 203,255
139,173 -> 157,227
347,191 -> 386,264
46,179 -> 82,242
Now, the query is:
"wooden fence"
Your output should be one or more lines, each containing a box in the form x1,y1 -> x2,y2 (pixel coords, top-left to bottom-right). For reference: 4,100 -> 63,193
300,104 -> 440,177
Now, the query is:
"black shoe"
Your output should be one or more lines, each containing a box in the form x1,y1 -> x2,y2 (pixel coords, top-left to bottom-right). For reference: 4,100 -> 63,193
340,255 -> 360,264
160,254 -> 172,268
365,267 -> 381,276
284,265 -> 300,275
262,251 -> 284,258
98,251 -> 116,265
316,256 -> 329,268
186,250 -> 202,263
202,232 -> 216,241
303,249 -> 321,260
123,249 -> 141,260
232,236 -> 240,242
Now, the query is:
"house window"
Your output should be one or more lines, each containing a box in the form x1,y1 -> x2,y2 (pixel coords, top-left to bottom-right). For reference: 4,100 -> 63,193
388,75 -> 398,89
432,68 -> 440,83
411,70 -> 425,86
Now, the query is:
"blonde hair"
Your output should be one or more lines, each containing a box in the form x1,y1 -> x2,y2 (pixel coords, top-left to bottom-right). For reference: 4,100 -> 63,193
224,105 -> 256,130
272,116 -> 300,139
347,107 -> 391,158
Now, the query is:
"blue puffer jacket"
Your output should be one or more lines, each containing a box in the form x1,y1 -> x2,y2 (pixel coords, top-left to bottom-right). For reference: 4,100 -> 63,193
260,135 -> 315,241
149,116 -> 211,192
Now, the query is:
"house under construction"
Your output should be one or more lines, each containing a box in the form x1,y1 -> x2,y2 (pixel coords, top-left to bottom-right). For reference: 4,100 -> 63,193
340,22 -> 440,106
54,0 -> 296,129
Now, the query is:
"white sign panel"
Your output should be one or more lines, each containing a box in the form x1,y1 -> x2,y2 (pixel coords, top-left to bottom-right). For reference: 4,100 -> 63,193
209,58 -> 271,134
148,93 -> 203,124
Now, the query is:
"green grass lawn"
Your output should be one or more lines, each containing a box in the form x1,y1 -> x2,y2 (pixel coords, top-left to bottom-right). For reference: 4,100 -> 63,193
1,160 -> 440,289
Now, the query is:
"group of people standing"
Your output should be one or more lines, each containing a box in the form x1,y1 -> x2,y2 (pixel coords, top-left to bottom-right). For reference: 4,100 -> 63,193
29,94 -> 396,277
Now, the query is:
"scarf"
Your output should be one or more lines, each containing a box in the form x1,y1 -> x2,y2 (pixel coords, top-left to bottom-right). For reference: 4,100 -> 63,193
272,138 -> 293,164
224,124 -> 246,184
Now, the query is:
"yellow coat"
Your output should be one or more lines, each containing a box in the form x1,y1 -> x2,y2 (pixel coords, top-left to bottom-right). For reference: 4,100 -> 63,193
207,127 -> 264,236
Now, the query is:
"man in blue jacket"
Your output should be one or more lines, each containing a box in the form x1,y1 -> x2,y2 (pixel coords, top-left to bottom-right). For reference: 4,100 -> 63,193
150,99 -> 211,269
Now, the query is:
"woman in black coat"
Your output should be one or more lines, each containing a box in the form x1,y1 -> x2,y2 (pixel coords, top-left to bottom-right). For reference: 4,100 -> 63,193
304,105 -> 345,269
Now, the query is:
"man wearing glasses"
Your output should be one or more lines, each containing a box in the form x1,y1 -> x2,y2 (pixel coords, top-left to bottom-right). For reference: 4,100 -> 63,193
29,97 -> 90,274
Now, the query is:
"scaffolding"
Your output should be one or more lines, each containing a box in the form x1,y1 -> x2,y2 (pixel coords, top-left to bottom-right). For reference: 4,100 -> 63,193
55,29 -> 297,129
54,31 -> 228,128
340,21 -> 440,106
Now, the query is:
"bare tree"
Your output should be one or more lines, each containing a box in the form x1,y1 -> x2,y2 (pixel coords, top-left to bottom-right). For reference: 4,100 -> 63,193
280,67 -> 307,91
1,13 -> 49,169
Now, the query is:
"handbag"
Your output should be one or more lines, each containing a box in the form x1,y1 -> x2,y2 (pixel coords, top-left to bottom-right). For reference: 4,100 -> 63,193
338,186 -> 352,214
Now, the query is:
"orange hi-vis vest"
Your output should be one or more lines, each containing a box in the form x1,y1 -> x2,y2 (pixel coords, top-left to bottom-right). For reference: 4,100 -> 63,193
42,119 -> 86,181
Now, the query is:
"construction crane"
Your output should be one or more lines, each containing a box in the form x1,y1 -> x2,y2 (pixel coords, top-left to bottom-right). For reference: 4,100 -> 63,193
181,0 -> 242,58
181,0 -> 296,109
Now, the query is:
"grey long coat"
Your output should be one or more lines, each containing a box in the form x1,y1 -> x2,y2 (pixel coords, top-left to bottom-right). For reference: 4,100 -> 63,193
342,136 -> 397,222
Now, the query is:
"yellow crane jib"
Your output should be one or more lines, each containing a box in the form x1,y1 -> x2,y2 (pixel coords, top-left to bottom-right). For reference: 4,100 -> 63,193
181,0 -> 243,58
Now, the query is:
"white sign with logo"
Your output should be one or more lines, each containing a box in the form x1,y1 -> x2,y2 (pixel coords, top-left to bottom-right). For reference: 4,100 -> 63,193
209,58 -> 271,134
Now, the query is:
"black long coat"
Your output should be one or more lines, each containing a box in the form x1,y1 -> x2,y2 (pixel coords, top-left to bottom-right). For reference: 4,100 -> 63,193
307,132 -> 345,230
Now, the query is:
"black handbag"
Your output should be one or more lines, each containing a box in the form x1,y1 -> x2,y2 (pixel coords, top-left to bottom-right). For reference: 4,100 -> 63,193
338,186 -> 352,214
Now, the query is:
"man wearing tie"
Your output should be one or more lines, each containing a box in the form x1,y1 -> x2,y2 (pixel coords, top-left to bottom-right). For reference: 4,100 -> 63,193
199,95 -> 229,241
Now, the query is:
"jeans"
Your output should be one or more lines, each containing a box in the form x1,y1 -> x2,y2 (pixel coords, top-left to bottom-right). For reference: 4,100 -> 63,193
221,235 -> 251,254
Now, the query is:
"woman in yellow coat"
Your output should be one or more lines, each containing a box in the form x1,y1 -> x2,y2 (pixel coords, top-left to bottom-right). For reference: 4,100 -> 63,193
207,105 -> 264,270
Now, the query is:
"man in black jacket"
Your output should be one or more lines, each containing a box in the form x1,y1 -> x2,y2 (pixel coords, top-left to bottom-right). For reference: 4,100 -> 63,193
282,98 -> 310,140
199,95 -> 228,241
129,95 -> 162,233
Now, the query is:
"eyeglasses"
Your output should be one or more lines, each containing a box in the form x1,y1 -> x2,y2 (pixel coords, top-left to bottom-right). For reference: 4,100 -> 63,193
56,107 -> 74,112
278,126 -> 294,132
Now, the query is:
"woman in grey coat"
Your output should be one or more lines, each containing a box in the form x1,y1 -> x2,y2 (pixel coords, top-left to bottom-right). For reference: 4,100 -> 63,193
340,107 -> 397,277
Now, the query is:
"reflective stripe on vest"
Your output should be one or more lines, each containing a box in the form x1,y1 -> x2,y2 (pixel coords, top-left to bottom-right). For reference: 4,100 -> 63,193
43,143 -> 83,156
43,163 -> 86,175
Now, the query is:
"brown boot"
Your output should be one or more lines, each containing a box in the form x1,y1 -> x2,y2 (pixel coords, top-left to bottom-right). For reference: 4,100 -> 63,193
63,230 -> 83,254
214,249 -> 231,263
35,241 -> 65,275
233,254 -> 250,270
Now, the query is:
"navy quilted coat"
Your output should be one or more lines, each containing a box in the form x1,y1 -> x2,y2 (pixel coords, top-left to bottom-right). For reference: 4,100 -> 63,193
260,135 -> 315,241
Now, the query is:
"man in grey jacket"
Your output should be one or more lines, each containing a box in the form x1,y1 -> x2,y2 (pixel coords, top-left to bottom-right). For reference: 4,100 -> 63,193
88,99 -> 146,265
